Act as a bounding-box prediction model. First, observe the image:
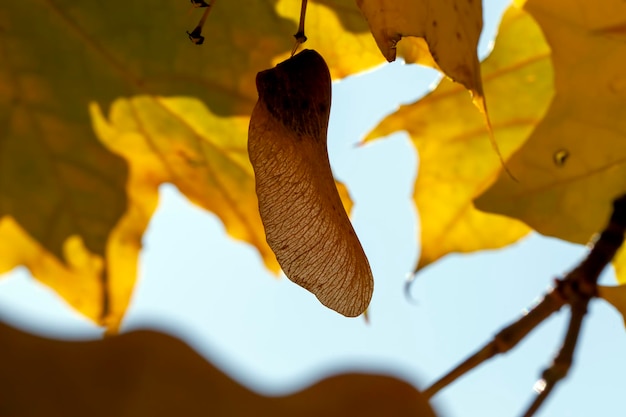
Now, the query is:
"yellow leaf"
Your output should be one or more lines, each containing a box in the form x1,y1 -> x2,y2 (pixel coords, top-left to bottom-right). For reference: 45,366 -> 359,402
91,97 -> 278,269
396,38 -> 440,70
0,218 -> 106,321
355,0 -> 483,96
355,0 -> 514,168
364,5 -> 553,271
91,92 -> 361,324
476,0 -> 626,246
248,50 -> 373,317
0,4 -> 130,267
0,1 -> 383,325
598,284 -> 626,327
335,180 -> 355,215
274,0 -> 385,78
610,245 -> 626,285
0,322 -> 437,417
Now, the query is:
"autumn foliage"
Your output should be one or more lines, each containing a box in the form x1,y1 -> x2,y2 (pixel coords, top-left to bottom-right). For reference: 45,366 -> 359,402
2,0 -> 626,415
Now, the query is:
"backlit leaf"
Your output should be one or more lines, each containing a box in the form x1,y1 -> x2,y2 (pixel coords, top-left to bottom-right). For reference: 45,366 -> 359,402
0,1 -> 130,325
364,5 -> 552,270
0,0 -> 384,325
355,0 -> 483,96
0,218 -> 107,321
476,0 -> 626,248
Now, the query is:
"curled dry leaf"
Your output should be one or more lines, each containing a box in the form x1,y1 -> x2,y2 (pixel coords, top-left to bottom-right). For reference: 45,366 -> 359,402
248,50 -> 373,317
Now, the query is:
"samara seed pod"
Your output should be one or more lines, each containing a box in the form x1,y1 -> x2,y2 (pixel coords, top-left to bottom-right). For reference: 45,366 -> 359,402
248,49 -> 373,317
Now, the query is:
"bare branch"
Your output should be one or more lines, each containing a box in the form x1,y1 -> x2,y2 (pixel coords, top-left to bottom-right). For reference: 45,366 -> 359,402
424,286 -> 566,399
425,193 -> 626,416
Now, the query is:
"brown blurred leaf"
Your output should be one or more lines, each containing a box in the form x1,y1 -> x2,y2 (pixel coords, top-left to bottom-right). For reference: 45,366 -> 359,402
0,321 -> 436,417
248,50 -> 373,317
598,284 -> 626,327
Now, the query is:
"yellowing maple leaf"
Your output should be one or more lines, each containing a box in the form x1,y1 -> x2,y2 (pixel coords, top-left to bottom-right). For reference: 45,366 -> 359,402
355,0 -> 483,96
275,0 -> 385,78
0,0 -> 385,326
363,5 -> 554,270
355,0 -> 514,168
475,0 -> 626,282
0,1 -> 131,325
0,218 -> 107,321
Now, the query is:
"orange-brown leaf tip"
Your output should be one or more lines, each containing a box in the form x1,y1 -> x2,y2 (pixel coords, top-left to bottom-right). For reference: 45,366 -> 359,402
248,49 -> 374,317
362,308 -> 370,324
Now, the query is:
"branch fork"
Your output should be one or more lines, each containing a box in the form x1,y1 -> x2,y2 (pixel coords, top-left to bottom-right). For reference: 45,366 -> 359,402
424,194 -> 626,417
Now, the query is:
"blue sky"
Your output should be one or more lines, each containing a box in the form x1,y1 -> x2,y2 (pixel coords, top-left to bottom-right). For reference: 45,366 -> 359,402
1,2 -> 626,416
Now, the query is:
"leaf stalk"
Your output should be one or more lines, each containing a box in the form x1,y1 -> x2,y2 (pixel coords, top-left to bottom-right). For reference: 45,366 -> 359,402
291,0 -> 308,56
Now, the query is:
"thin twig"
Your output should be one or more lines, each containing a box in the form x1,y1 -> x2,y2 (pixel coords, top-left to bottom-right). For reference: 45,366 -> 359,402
291,0 -> 308,56
424,287 -> 566,399
520,194 -> 626,416
424,193 -> 626,415
186,0 -> 217,45
521,295 -> 588,417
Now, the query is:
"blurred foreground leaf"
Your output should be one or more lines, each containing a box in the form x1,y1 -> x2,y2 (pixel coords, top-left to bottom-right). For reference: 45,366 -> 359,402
0,321 -> 436,417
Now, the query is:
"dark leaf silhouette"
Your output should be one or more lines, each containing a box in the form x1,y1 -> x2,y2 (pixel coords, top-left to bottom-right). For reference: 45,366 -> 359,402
0,321 -> 436,417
